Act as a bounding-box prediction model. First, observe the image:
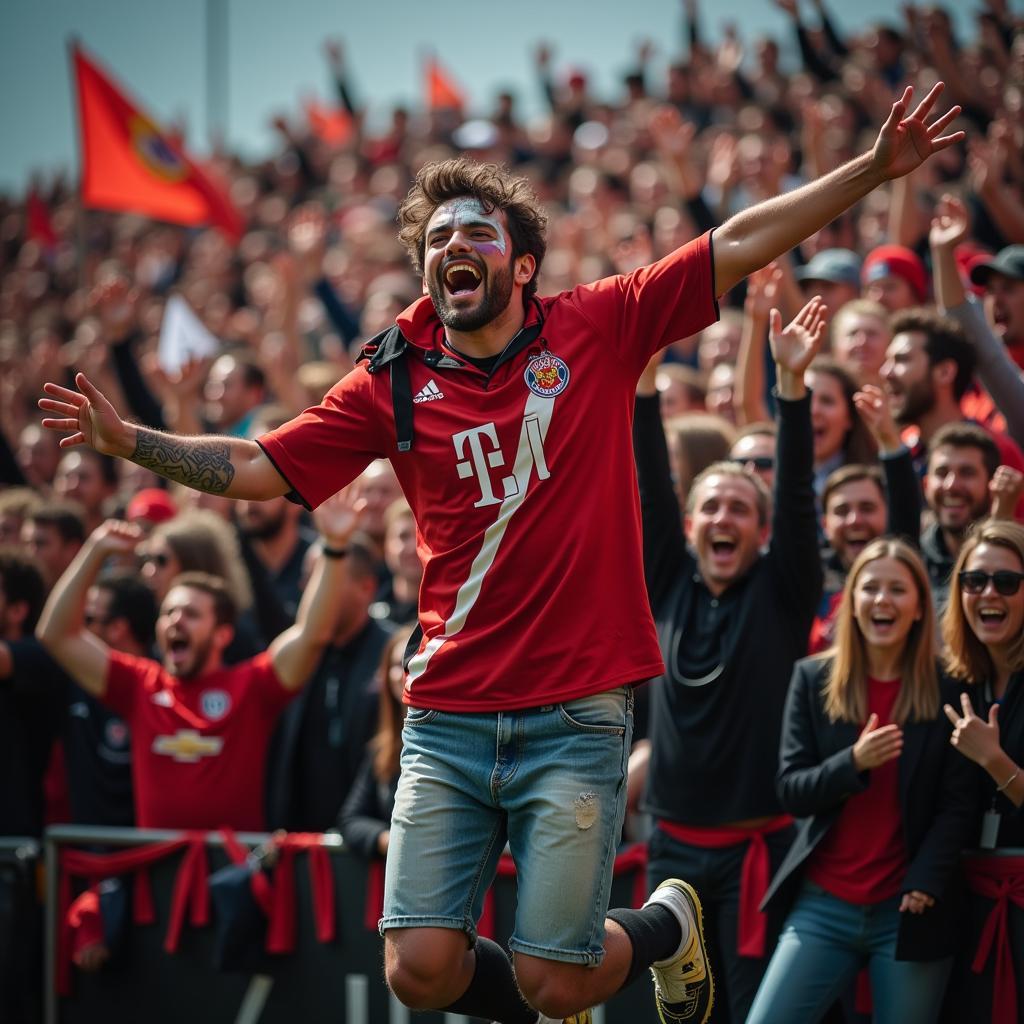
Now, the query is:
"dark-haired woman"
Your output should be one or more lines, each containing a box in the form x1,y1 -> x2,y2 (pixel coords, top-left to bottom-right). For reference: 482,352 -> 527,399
747,538 -> 975,1024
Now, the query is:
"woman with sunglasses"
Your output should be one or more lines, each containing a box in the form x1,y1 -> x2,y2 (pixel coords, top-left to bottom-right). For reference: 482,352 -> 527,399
746,537 -> 975,1024
939,519 -> 1024,1024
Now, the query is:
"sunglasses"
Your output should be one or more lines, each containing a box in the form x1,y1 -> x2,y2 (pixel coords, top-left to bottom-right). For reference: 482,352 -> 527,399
958,570 -> 1024,596
142,552 -> 171,568
730,456 -> 774,471
83,614 -> 111,628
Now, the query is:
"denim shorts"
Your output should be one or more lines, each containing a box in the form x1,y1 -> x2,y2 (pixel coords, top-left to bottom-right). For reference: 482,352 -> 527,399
379,686 -> 634,965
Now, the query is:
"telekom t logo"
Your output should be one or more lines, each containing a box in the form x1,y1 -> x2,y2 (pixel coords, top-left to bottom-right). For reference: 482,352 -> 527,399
453,419 -> 550,508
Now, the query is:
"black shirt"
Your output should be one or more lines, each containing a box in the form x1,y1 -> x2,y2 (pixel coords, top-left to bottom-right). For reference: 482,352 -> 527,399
64,684 -> 134,827
635,392 -> 823,825
0,640 -> 67,837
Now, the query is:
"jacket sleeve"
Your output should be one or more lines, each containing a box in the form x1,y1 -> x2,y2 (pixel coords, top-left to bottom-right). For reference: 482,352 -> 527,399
777,660 -> 867,818
633,393 -> 688,607
882,446 -> 922,547
767,393 -> 824,614
338,753 -> 389,860
945,296 -> 1024,449
902,684 -> 982,899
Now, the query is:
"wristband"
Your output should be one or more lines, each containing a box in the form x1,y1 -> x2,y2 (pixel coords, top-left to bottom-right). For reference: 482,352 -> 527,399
321,545 -> 348,559
997,768 -> 1020,794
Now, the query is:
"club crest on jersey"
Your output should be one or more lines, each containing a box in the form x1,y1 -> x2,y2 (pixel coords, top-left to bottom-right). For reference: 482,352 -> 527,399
200,689 -> 231,720
524,353 -> 570,398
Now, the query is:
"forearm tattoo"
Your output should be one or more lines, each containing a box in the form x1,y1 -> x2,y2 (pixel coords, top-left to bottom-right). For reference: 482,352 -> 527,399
133,428 -> 237,494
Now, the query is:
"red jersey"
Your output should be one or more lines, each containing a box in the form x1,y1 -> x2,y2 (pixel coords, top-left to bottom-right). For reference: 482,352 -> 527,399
103,651 -> 293,830
259,234 -> 718,711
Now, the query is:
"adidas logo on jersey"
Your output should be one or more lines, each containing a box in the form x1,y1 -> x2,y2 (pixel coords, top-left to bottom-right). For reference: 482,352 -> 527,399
413,379 -> 445,404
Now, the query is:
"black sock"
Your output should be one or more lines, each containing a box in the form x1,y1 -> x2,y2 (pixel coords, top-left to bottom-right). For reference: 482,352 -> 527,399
607,904 -> 683,990
441,936 -> 537,1024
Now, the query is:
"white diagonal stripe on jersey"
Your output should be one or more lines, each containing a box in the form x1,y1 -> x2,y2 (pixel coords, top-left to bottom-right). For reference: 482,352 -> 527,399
407,390 -> 555,687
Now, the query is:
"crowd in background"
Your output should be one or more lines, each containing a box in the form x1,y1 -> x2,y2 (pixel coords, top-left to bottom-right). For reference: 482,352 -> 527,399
2,0 -> 1024,1021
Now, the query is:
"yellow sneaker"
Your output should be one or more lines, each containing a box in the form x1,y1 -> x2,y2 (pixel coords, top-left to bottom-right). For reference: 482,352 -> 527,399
645,879 -> 714,1024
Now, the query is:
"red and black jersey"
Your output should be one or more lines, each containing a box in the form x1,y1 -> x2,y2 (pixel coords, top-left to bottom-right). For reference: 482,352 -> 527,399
259,233 -> 718,712
103,651 -> 293,830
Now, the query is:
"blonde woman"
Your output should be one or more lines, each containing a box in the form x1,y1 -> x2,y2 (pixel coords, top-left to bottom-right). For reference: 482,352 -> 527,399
940,520 -> 1024,1024
747,538 -> 975,1024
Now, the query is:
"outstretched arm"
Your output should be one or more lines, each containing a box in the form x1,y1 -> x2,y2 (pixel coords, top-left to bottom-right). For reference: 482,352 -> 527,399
268,488 -> 363,691
39,372 -> 287,500
713,83 -> 964,295
36,520 -> 142,698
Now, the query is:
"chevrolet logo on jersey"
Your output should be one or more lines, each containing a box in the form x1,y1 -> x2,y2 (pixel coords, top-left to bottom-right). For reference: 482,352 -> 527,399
152,730 -> 224,763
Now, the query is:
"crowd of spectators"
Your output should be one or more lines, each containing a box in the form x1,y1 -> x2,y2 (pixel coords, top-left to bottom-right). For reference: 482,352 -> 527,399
2,0 -> 1024,1021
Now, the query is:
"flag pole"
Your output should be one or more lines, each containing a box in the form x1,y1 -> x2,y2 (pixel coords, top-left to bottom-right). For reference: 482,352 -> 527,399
205,0 -> 228,151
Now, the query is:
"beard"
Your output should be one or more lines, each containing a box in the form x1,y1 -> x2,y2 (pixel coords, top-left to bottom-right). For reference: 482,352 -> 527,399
893,377 -> 935,426
237,509 -> 286,541
167,632 -> 214,679
427,261 -> 514,332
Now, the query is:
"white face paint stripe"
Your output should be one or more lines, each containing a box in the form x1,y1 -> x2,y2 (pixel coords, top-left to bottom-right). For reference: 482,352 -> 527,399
407,391 -> 555,686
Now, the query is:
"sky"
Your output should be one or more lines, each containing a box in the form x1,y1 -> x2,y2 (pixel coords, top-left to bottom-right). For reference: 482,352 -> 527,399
0,0 -> 979,194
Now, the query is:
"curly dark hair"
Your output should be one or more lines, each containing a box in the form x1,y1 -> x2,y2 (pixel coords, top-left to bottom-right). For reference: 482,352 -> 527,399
397,158 -> 548,301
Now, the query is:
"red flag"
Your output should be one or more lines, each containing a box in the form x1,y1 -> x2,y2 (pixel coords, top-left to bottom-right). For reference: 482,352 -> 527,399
303,98 -> 353,146
27,185 -> 59,249
426,56 -> 465,111
71,44 -> 243,241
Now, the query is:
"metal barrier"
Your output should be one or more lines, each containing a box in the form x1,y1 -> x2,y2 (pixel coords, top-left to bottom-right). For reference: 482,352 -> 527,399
1,837 -> 43,1024
44,826 -> 658,1024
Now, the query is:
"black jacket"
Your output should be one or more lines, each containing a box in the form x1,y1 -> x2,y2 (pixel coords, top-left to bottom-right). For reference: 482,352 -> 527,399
636,391 -> 823,824
762,657 -> 979,960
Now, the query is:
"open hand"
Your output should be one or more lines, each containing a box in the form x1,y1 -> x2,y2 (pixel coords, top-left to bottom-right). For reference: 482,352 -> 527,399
870,83 -> 964,182
312,485 -> 364,548
769,294 -> 828,377
38,373 -> 133,457
852,712 -> 904,771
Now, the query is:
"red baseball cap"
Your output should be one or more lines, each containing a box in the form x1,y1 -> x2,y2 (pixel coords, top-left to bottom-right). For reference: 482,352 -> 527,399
862,245 -> 928,303
126,488 -> 178,525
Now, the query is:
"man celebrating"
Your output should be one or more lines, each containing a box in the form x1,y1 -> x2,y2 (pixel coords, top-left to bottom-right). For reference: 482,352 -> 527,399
36,497 -> 356,832
40,85 -> 961,1024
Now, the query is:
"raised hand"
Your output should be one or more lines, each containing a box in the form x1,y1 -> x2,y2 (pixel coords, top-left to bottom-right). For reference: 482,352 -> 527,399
769,294 -> 828,378
944,691 -> 1002,769
870,83 -> 964,182
852,712 -> 904,771
744,262 -> 782,321
929,193 -> 970,250
853,384 -> 901,452
990,465 -> 1024,521
648,105 -> 697,157
312,485 -> 364,547
38,373 -> 133,457
90,518 -> 145,556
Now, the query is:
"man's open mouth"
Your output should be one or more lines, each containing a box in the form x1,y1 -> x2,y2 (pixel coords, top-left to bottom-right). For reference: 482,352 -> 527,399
444,261 -> 482,297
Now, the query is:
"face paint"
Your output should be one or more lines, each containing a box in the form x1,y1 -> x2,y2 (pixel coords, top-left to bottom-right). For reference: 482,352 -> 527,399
432,197 -> 508,256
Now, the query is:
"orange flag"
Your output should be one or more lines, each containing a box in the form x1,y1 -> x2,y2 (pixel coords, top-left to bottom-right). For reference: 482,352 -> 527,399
71,43 -> 243,241
426,56 -> 465,111
303,98 -> 353,146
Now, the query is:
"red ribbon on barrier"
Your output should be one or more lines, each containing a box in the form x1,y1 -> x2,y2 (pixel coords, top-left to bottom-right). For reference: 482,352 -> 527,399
57,834 -> 207,995
964,854 -> 1024,1024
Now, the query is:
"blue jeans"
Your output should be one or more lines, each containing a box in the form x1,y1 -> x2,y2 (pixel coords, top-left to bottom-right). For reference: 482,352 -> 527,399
380,687 -> 634,964
746,881 -> 952,1024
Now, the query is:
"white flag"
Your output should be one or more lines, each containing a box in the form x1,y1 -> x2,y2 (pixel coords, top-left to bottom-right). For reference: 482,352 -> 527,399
157,294 -> 220,373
